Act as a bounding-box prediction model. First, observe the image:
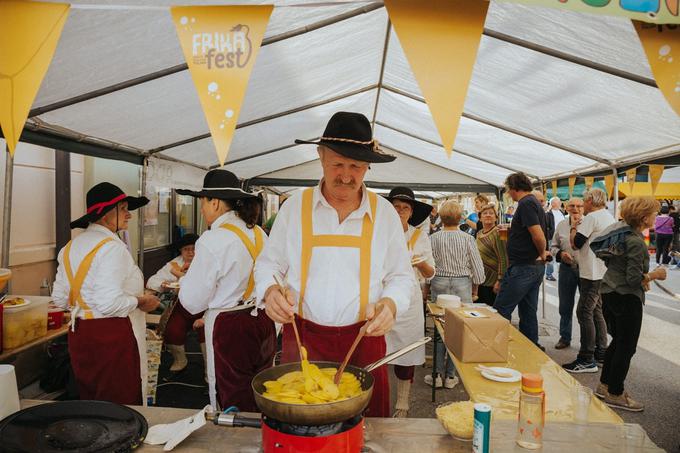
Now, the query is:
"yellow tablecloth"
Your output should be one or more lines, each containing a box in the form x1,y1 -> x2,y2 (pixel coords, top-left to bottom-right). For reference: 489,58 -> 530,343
428,304 -> 622,424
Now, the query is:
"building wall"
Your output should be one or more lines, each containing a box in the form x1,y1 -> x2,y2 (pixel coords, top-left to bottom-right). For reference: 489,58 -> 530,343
0,140 -> 85,295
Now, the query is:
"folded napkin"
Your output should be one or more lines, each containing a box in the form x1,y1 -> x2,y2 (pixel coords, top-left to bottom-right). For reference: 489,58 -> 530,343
145,405 -> 211,451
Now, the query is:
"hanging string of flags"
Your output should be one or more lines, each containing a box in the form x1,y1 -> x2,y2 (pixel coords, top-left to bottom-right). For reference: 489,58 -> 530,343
0,0 -> 678,165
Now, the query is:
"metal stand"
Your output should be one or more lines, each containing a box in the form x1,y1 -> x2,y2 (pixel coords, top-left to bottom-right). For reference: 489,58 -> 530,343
1,145 -> 14,271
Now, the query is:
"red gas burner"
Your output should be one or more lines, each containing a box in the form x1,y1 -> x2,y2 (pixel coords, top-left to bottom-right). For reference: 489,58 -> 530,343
261,415 -> 364,453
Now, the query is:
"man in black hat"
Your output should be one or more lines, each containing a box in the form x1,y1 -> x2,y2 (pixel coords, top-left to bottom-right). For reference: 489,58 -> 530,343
146,234 -> 204,374
255,112 -> 414,417
52,182 -> 160,405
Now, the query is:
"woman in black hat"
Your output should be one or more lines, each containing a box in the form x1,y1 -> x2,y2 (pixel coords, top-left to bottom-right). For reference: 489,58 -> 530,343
385,187 -> 435,417
52,182 -> 160,405
146,234 -> 205,374
177,169 -> 275,411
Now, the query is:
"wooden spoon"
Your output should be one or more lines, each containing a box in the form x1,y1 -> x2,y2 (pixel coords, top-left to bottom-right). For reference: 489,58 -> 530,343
334,322 -> 368,385
273,274 -> 305,362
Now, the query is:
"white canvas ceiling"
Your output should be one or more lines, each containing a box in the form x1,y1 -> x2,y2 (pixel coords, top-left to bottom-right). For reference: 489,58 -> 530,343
25,0 -> 680,192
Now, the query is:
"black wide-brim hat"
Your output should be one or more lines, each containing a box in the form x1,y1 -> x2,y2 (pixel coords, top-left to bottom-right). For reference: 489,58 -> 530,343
176,169 -> 258,200
295,111 -> 396,164
169,233 -> 199,252
386,187 -> 433,227
70,182 -> 149,229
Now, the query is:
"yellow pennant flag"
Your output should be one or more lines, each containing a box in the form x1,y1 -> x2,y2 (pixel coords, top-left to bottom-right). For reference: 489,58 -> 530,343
604,174 -> 614,200
634,23 -> 680,116
585,176 -> 594,189
626,167 -> 637,193
568,176 -> 576,197
551,180 -> 558,198
171,5 -> 273,166
649,164 -> 665,195
385,0 -> 488,157
0,1 -> 69,156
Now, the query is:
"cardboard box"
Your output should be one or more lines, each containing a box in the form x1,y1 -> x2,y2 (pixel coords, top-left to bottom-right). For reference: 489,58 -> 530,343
444,307 -> 509,363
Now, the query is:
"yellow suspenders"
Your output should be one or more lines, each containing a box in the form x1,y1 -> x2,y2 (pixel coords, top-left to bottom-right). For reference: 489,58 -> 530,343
407,228 -> 421,251
219,223 -> 264,301
63,238 -> 113,319
298,188 -> 378,322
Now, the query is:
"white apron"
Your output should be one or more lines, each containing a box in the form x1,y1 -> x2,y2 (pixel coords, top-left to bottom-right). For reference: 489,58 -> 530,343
386,226 -> 433,366
125,268 -> 148,405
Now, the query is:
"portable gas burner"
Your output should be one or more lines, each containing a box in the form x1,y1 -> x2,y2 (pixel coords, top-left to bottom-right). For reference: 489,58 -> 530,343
261,415 -> 364,453
212,411 -> 364,453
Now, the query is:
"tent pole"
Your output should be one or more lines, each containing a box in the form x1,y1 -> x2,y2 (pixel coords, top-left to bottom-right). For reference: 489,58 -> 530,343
371,20 -> 391,131
613,167 -> 619,219
1,145 -> 13,270
138,157 -> 148,268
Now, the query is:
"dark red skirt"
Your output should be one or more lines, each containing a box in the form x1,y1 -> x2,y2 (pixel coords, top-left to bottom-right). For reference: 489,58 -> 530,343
281,316 -> 390,418
165,303 -> 205,345
68,317 -> 142,405
213,309 -> 276,412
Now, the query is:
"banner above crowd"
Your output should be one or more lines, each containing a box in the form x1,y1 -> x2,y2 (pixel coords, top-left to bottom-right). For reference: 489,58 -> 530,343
500,0 -> 679,24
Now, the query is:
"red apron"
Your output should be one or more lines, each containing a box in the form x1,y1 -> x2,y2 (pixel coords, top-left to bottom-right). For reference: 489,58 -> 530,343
164,303 -> 205,345
68,317 -> 142,405
281,316 -> 389,418
212,308 -> 276,412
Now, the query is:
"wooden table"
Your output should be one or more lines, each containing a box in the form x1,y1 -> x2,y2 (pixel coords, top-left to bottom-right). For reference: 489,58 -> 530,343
17,400 -> 664,452
427,303 -> 622,424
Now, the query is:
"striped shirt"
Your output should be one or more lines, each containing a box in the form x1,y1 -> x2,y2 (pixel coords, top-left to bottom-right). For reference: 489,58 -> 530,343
430,229 -> 485,284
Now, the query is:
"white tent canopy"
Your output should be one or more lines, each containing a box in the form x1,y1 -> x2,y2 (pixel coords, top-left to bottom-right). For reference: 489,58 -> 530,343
19,0 -> 680,192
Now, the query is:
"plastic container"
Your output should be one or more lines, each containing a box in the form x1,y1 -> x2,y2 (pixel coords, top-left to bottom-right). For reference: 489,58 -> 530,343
2,297 -> 48,349
47,306 -> 65,330
436,294 -> 461,310
0,268 -> 11,294
516,373 -> 545,450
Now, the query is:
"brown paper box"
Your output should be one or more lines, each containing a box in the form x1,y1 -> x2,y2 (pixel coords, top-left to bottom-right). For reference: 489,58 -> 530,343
444,307 -> 509,363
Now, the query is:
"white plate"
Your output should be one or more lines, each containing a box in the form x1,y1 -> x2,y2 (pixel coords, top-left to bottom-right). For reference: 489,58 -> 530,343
480,367 -> 521,383
164,282 -> 180,289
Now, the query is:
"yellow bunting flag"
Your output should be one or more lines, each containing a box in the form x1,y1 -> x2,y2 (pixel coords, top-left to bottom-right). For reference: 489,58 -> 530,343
568,176 -> 576,197
634,22 -> 680,116
604,174 -> 614,200
551,180 -> 558,198
649,164 -> 665,194
0,1 -> 69,156
171,5 -> 273,166
585,176 -> 594,189
626,167 -> 637,193
385,0 -> 488,157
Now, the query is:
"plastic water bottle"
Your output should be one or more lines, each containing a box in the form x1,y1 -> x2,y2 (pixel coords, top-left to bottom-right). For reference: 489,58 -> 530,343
516,373 -> 545,450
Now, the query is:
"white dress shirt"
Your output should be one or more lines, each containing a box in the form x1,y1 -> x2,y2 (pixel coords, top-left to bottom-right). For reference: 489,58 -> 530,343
254,184 -> 414,327
179,211 -> 268,315
146,256 -> 186,292
52,223 -> 142,319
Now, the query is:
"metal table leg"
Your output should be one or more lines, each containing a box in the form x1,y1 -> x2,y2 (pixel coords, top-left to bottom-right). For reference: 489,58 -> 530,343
431,322 -> 438,402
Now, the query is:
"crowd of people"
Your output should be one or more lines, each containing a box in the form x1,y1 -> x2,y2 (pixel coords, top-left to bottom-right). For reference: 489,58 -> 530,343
49,110 -> 671,418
